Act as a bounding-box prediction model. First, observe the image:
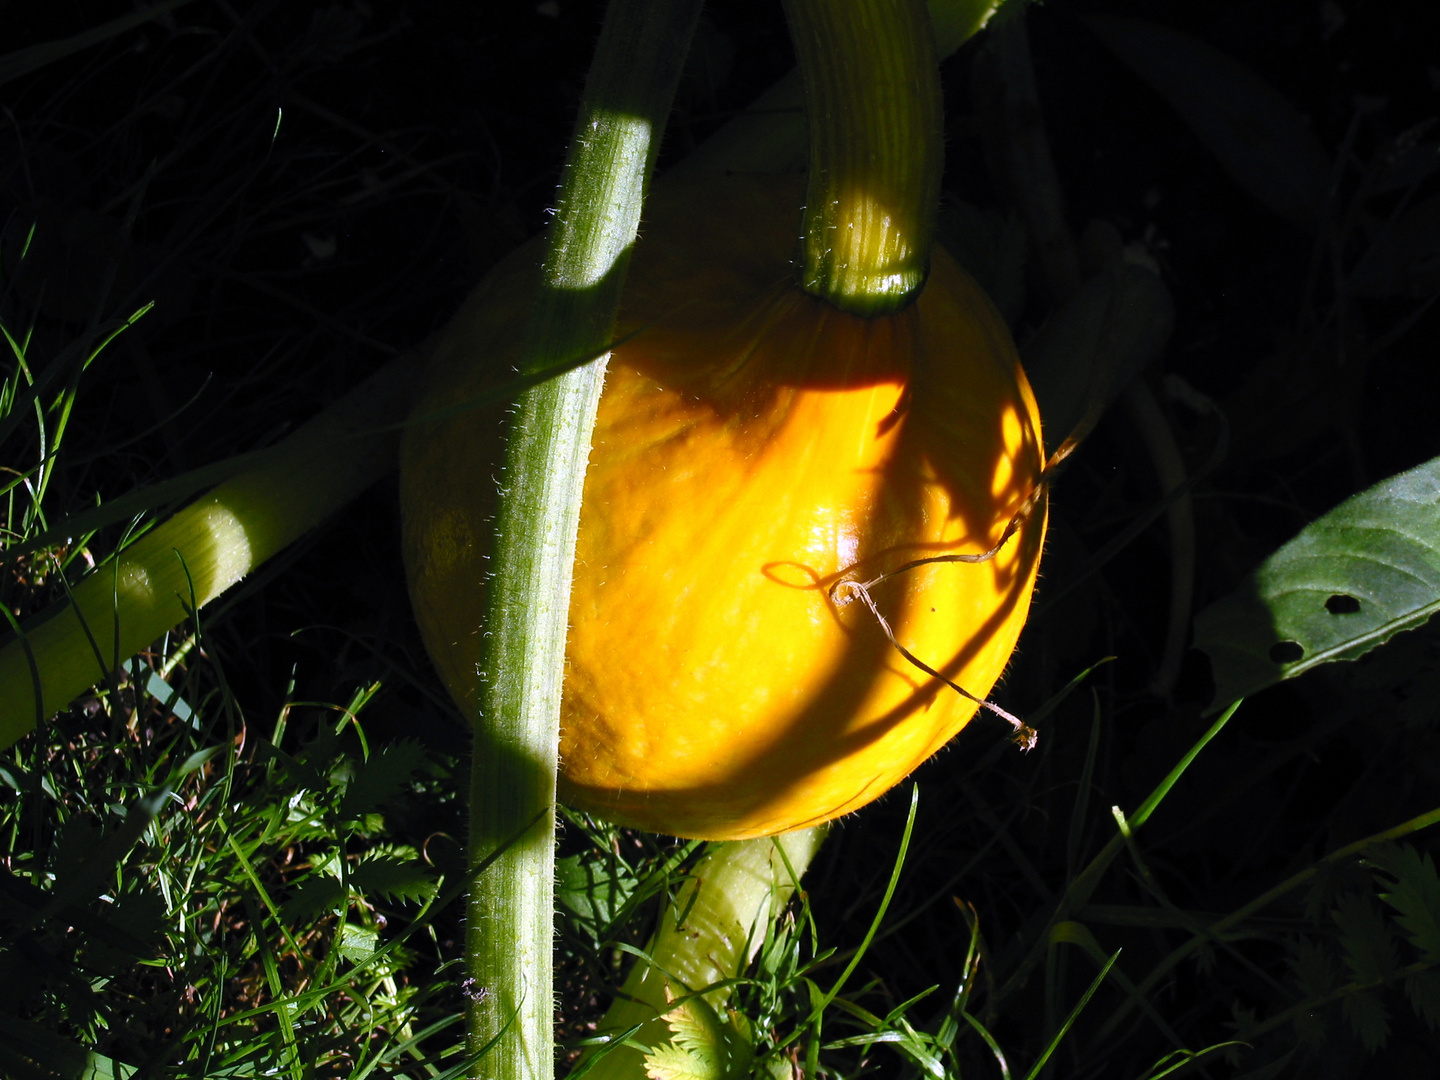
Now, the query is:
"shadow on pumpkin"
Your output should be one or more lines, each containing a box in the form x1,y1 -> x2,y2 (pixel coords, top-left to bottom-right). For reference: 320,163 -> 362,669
558,390 -> 1046,840
402,168 -> 1048,840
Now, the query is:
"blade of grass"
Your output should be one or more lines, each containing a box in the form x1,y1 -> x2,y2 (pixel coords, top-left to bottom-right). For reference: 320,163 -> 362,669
769,784 -> 920,1076
994,700 -> 1243,1008
817,785 -> 921,1015
1022,949 -> 1119,1080
959,1010 -> 1014,1080
1089,800 -> 1440,1047
1065,691 -> 1104,882
1138,1043 -> 1248,1080
1049,920 -> 1189,1056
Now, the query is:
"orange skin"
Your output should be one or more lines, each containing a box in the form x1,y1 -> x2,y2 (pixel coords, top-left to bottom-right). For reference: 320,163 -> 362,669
401,174 -> 1046,840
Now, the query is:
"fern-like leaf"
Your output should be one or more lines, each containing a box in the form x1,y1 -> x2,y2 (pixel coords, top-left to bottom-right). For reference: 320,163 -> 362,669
1333,892 -> 1398,984
1287,936 -> 1337,1000
643,994 -> 747,1080
1405,969 -> 1440,1031
335,740 -> 427,822
1341,987 -> 1389,1053
1285,937 -> 1336,1050
349,852 -> 437,905
337,922 -> 380,963
1371,843 -> 1440,963
279,875 -> 346,924
645,1041 -> 720,1080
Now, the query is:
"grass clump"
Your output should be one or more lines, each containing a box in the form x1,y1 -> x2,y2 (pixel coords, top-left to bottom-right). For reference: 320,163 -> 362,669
0,665 -> 472,1077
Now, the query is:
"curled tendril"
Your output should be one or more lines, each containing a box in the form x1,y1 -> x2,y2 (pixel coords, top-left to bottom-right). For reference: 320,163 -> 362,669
827,442 -> 1073,754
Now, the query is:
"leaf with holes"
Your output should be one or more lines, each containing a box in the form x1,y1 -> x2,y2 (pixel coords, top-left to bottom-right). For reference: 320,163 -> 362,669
1194,453 -> 1440,710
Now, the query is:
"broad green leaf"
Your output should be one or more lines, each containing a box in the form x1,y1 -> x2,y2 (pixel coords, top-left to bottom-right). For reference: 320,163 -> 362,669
1194,453 -> 1440,709
81,1053 -> 138,1080
556,852 -> 637,939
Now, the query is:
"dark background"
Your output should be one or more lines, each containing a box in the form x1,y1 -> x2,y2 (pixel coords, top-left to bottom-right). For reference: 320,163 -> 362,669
3,1 -> 1438,1076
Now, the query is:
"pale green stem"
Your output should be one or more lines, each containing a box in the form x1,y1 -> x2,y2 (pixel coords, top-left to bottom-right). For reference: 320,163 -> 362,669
673,0 -> 1003,181
783,0 -> 944,315
0,357 -> 413,751
581,829 -> 827,1080
463,4 -> 702,1079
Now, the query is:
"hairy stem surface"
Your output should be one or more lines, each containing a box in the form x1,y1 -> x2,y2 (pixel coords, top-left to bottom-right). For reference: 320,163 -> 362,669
463,4 -> 702,1078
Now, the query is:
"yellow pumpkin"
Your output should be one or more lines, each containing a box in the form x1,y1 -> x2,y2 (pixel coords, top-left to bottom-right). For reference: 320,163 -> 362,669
401,173 -> 1046,840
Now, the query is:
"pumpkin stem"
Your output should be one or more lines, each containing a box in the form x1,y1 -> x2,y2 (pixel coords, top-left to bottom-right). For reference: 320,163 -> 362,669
784,0 -> 944,315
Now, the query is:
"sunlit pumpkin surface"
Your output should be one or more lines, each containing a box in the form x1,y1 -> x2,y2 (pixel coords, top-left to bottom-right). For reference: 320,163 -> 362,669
401,174 -> 1046,839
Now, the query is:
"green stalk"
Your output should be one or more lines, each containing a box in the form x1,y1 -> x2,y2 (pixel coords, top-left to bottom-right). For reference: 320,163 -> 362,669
582,829 -> 827,1080
463,5 -> 701,1079
783,0 -> 944,315
675,0 -> 1004,181
0,357 -> 413,750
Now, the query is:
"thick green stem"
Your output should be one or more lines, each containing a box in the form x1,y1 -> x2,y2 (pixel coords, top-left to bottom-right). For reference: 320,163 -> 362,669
783,0 -> 944,315
463,4 -> 702,1079
674,0 -> 1003,181
583,829 -> 827,1080
0,357 -> 413,751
